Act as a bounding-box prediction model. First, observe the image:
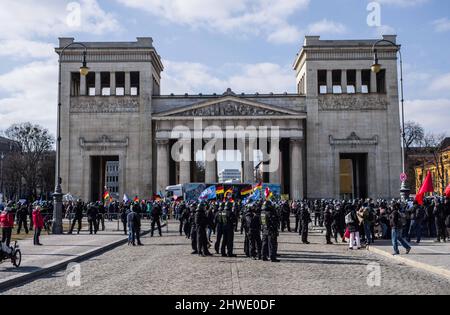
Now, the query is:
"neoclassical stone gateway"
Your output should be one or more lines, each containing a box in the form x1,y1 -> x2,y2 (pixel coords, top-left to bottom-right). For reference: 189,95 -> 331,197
57,35 -> 402,202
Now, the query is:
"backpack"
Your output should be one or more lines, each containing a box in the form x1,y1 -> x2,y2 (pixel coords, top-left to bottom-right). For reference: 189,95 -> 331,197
345,212 -> 354,225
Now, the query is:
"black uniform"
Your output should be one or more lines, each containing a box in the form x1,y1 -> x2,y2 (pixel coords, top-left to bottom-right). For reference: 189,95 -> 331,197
332,206 -> 345,243
246,206 -> 262,260
181,206 -> 191,239
127,206 -> 143,246
214,206 -> 227,255
190,205 -> 198,254
86,204 -> 99,234
195,204 -> 211,256
281,202 -> 291,232
98,203 -> 106,231
16,205 -> 29,234
300,206 -> 311,244
261,202 -> 279,262
324,209 -> 333,244
151,203 -> 162,237
69,202 -> 84,234
434,201 -> 447,242
224,204 -> 237,257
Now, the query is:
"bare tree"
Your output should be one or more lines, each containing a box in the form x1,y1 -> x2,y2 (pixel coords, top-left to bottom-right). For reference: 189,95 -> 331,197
5,123 -> 55,200
419,133 -> 448,195
404,121 -> 425,151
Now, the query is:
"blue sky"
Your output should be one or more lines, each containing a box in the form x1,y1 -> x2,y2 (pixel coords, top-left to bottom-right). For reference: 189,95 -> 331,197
0,0 -> 449,137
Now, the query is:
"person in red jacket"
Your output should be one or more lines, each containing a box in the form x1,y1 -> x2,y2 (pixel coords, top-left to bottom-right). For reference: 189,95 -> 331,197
32,206 -> 44,246
0,204 -> 15,247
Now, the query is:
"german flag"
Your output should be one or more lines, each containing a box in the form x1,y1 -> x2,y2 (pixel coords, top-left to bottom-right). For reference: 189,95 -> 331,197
241,186 -> 252,196
216,185 -> 224,195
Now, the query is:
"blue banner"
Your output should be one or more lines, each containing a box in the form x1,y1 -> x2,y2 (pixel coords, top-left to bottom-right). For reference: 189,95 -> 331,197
198,186 -> 217,201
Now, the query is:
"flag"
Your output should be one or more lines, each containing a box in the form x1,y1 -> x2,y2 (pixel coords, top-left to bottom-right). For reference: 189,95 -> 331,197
224,188 -> 233,199
253,182 -> 263,192
153,195 -> 162,201
103,190 -> 110,202
133,196 -> 140,203
241,186 -> 252,196
216,185 -> 224,195
265,187 -> 273,200
445,183 -> 450,198
123,194 -> 129,203
249,188 -> 262,201
199,186 -> 217,201
415,171 -> 434,205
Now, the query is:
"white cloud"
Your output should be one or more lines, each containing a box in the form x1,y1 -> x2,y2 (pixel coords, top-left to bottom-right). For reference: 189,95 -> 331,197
405,99 -> 450,134
428,73 -> 450,92
0,0 -> 120,41
373,0 -> 429,7
0,60 -> 58,133
117,0 -> 309,44
307,19 -> 347,35
432,18 -> 450,32
0,40 -> 55,59
161,60 -> 295,95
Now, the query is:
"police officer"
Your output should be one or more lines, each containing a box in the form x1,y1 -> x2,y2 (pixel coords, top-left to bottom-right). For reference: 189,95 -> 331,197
127,204 -> 143,246
151,201 -> 163,237
214,203 -> 226,255
434,198 -> 447,243
195,203 -> 212,257
247,204 -> 262,260
281,201 -> 291,232
332,203 -> 345,243
190,203 -> 198,254
324,205 -> 333,245
86,202 -> 99,235
69,200 -> 85,234
261,201 -> 280,262
178,202 -> 187,236
98,202 -> 106,231
181,204 -> 192,239
300,204 -> 311,244
223,202 -> 237,257
242,205 -> 251,257
16,202 -> 29,235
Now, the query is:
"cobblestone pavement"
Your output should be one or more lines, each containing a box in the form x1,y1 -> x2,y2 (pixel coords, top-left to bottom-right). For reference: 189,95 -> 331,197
3,221 -> 450,295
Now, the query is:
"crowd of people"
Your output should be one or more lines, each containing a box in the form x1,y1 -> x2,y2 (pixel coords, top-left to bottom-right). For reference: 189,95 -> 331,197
1,196 -> 449,258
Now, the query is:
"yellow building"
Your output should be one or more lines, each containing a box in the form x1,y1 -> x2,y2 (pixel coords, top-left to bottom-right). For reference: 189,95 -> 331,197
415,138 -> 450,195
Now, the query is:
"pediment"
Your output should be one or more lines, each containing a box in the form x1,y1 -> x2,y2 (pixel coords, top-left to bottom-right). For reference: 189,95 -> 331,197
153,96 -> 304,118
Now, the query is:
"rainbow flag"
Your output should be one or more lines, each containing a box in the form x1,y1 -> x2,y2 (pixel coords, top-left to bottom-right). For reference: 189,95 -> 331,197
253,182 -> 263,191
103,190 -> 110,202
265,187 -> 273,200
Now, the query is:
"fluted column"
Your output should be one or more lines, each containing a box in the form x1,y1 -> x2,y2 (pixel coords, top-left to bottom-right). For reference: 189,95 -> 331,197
243,138 -> 256,183
179,140 -> 191,184
156,139 -> 170,194
290,139 -> 304,200
204,139 -> 219,184
269,140 -> 281,185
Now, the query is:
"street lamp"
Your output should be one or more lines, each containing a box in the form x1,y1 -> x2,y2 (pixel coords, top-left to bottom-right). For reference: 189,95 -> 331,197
52,43 -> 89,234
0,152 -> 5,203
371,39 -> 409,201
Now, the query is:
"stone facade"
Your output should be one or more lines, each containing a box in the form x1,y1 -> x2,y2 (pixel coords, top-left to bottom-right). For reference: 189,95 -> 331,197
58,35 -> 402,201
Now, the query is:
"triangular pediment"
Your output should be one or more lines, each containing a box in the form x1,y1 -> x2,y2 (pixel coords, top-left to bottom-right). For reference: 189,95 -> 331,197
154,96 -> 303,118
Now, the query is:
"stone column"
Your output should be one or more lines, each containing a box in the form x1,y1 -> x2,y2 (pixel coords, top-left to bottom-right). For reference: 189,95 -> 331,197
269,140 -> 281,185
80,74 -> 86,96
326,70 -> 333,94
341,70 -> 347,94
156,140 -> 170,194
243,138 -> 256,183
110,72 -> 116,96
356,70 -> 362,93
204,140 -> 219,184
179,140 -> 191,185
290,139 -> 304,200
125,72 -> 131,96
370,71 -> 377,93
95,72 -> 101,96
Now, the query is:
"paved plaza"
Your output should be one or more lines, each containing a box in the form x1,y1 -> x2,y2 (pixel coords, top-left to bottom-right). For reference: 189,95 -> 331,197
2,220 -> 449,295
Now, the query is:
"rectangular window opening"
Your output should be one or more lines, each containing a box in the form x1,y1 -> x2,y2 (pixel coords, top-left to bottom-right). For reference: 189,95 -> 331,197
361,70 -> 371,94
332,70 -> 342,94
347,70 -> 356,94
86,72 -> 96,96
376,69 -> 386,94
71,72 -> 80,96
101,72 -> 111,96
318,70 -> 327,94
130,72 -> 140,96
116,72 -> 125,96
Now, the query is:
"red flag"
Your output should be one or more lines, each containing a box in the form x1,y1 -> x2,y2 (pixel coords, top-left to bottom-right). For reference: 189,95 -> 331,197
415,171 -> 434,205
445,183 -> 450,198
